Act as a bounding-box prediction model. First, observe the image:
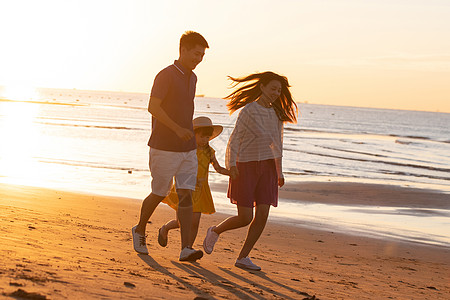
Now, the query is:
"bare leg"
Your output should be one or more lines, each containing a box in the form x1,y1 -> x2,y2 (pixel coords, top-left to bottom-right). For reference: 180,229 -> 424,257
164,218 -> 180,231
135,193 -> 165,235
161,218 -> 179,239
213,206 -> 253,235
189,212 -> 201,247
161,212 -> 200,248
238,204 -> 270,259
176,189 -> 193,249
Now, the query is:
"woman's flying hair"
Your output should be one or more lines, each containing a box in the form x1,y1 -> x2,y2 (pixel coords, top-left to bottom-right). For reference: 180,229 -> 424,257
225,71 -> 298,123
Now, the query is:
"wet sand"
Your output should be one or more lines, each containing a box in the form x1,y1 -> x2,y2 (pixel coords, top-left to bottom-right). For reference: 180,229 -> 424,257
211,181 -> 450,208
1,182 -> 449,299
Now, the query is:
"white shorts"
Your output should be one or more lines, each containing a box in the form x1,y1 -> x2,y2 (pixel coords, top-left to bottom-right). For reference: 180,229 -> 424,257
149,148 -> 198,197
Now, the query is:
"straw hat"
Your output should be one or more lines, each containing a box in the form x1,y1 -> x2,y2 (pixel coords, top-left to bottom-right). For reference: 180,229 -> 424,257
193,116 -> 223,140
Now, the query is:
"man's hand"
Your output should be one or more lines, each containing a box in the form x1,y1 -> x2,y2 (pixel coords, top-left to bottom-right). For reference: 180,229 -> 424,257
148,97 -> 193,141
175,127 -> 194,141
278,176 -> 285,187
230,166 -> 239,179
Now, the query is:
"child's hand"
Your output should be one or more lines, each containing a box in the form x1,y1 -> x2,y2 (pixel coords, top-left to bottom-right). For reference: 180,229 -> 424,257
230,166 -> 239,179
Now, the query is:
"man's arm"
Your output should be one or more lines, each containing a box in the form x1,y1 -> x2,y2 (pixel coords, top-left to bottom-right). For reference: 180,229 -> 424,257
148,96 -> 193,141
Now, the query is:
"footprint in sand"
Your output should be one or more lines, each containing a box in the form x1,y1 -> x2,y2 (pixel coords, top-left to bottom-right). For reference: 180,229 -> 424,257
8,289 -> 47,300
124,282 -> 136,288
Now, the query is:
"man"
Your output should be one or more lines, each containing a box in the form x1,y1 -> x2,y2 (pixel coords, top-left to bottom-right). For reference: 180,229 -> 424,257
132,31 -> 208,261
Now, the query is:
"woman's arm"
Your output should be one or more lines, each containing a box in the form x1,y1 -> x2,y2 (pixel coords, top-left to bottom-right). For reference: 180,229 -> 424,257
275,157 -> 284,187
275,120 -> 284,187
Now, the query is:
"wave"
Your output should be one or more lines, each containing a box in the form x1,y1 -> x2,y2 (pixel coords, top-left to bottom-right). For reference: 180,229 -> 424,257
0,98 -> 86,107
378,169 -> 450,181
317,145 -> 388,158
195,111 -> 226,115
395,139 -> 413,145
347,208 -> 450,217
36,121 -> 146,131
385,134 -> 449,144
390,134 -> 431,141
0,97 -> 148,111
283,170 -> 321,176
284,148 -> 450,175
284,126 -> 448,144
89,103 -> 146,111
285,127 -> 326,133
313,145 -> 447,171
37,158 -> 147,172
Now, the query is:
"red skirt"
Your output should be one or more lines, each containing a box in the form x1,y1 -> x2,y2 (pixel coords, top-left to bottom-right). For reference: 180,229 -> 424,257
227,159 -> 278,208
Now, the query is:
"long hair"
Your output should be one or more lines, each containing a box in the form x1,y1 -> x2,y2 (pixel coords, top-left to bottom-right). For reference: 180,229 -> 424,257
225,71 -> 298,123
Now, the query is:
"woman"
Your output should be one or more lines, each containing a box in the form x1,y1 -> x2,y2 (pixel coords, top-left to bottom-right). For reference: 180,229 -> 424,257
203,71 -> 297,271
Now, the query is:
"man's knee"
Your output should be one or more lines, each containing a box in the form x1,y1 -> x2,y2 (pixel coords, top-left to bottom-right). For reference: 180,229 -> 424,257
145,193 -> 165,204
177,189 -> 193,207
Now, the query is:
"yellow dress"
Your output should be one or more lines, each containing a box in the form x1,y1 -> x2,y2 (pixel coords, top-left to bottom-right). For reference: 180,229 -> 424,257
162,147 -> 216,214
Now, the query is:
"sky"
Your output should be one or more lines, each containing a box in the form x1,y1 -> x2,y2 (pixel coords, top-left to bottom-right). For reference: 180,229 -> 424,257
1,0 -> 450,112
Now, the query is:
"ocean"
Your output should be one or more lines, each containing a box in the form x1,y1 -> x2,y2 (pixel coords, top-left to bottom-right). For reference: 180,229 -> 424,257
1,88 -> 449,246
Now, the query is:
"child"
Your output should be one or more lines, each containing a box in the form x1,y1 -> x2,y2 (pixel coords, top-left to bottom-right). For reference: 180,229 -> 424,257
202,71 -> 298,271
158,116 -> 230,248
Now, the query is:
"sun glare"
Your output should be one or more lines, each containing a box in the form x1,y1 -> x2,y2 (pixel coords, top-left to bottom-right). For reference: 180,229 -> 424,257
1,85 -> 37,101
0,101 -> 42,184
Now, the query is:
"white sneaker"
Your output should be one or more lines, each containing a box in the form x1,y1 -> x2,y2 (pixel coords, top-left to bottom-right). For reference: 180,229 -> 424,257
179,247 -> 203,261
132,225 -> 148,254
235,257 -> 261,271
203,226 -> 219,254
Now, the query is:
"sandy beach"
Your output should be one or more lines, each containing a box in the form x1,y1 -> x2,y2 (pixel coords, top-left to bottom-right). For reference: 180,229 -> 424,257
1,182 -> 449,299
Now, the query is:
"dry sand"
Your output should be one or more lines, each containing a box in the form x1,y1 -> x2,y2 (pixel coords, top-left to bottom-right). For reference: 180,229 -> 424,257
1,182 -> 449,299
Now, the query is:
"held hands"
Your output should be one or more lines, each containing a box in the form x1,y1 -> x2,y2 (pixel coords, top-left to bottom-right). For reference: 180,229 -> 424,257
230,166 -> 239,179
275,158 -> 284,187
175,127 -> 194,141
278,176 -> 285,187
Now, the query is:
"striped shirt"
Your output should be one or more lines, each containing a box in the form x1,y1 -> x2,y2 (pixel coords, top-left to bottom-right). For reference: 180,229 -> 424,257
225,101 -> 283,169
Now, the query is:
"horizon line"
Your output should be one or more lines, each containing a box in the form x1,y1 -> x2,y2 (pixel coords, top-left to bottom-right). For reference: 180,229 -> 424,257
0,85 -> 448,114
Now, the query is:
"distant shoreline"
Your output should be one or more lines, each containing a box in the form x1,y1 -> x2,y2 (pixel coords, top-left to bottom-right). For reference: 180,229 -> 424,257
1,86 -> 448,113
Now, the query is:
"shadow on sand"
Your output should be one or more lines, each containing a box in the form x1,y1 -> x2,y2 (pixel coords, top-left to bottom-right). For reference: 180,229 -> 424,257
219,266 -> 313,299
138,254 -> 218,299
137,254 -> 314,299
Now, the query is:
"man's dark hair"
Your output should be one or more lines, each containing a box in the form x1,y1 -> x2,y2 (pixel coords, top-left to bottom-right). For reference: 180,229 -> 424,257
180,31 -> 209,52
